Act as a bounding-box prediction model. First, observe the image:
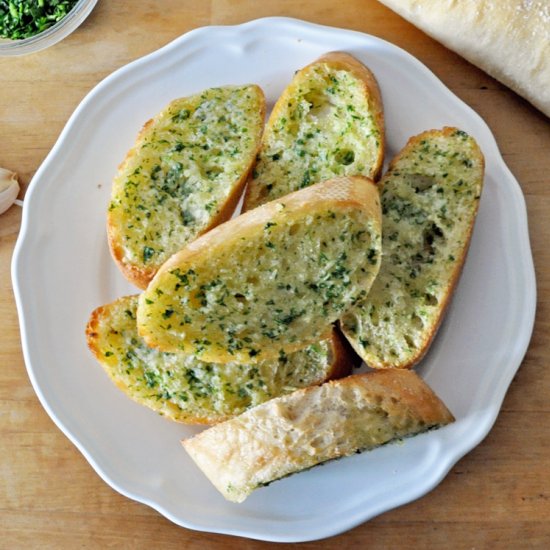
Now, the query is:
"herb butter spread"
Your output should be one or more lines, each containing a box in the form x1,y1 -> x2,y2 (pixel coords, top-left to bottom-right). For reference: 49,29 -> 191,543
341,127 -> 484,369
107,85 -> 264,288
86,296 -> 344,424
137,176 -> 382,365
244,52 -> 384,210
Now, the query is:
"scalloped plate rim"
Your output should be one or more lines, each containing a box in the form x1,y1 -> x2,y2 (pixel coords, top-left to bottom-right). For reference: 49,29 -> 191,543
11,17 -> 536,543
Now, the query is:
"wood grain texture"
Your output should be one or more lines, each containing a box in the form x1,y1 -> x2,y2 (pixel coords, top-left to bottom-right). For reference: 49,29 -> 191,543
1,0 -> 549,547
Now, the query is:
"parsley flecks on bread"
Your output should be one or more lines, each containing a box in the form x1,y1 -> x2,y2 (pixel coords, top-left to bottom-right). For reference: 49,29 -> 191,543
341,127 -> 484,369
137,176 -> 382,364
107,85 -> 265,289
243,52 -> 384,210
182,369 -> 454,502
86,296 -> 351,425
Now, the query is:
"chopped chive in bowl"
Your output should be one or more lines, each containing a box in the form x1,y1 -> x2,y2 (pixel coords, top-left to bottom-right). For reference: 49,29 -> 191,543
0,0 -> 79,40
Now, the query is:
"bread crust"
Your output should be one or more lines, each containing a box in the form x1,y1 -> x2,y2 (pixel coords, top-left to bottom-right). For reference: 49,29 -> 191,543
341,127 -> 484,369
137,176 -> 382,362
329,325 -> 364,374
322,329 -> 356,381
378,0 -> 550,118
107,85 -> 266,289
85,302 -> 107,357
182,369 -> 454,502
243,52 -> 385,210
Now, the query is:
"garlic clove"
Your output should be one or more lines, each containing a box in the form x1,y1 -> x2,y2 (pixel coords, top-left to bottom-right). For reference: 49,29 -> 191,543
0,167 -> 21,215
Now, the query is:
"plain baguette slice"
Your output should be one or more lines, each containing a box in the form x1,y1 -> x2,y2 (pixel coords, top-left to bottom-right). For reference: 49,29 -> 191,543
182,369 -> 454,503
341,127 -> 484,369
107,85 -> 265,289
137,176 -> 382,364
377,0 -> 550,118
243,52 -> 384,210
86,296 -> 352,425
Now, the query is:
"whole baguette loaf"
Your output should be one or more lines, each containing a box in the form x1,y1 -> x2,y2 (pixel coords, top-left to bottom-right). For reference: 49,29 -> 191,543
137,176 -> 382,364
378,0 -> 550,117
86,296 -> 352,424
182,369 -> 454,503
107,85 -> 265,288
341,127 -> 484,369
243,52 -> 384,210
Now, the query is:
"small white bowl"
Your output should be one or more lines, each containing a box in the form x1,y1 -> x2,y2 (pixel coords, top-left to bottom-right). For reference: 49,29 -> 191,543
0,0 -> 98,56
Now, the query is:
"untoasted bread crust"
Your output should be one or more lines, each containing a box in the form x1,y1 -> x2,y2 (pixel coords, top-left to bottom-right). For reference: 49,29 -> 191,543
378,0 -> 550,118
182,369 -> 454,502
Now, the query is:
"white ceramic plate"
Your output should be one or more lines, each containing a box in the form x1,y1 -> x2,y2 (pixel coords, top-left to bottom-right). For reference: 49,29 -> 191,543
12,17 -> 536,542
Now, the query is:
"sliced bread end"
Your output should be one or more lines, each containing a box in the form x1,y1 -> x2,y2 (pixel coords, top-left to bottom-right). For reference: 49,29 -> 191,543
182,369 -> 454,502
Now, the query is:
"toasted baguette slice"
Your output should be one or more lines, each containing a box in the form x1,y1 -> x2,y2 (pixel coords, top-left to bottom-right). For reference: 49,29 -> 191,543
137,176 -> 382,364
182,369 -> 454,502
340,128 -> 485,369
243,52 -> 384,210
107,85 -> 265,289
86,296 -> 352,424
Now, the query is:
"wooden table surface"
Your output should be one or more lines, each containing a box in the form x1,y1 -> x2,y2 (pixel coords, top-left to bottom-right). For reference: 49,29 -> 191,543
1,1 -> 549,547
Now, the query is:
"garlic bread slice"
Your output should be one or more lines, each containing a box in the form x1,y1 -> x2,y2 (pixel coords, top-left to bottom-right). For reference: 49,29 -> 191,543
107,85 -> 265,288
243,52 -> 384,210
341,127 -> 484,369
86,296 -> 352,425
137,176 -> 382,364
182,369 -> 454,503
